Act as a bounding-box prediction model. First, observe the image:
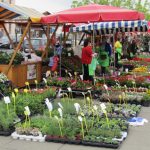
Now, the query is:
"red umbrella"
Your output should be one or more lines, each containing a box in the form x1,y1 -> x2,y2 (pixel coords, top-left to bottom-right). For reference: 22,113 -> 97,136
41,4 -> 144,24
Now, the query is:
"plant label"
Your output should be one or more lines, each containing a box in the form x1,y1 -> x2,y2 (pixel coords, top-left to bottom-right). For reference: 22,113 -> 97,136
4,96 -> 11,104
68,53 -> 71,57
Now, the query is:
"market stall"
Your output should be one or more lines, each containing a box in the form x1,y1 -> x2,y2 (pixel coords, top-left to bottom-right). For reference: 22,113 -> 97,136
0,2 -> 44,87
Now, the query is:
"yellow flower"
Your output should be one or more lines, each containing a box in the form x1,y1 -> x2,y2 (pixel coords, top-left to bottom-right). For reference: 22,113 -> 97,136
14,88 -> 18,93
12,92 -> 15,99
25,82 -> 29,86
74,72 -> 77,76
24,89 -> 28,93
119,95 -> 122,99
24,110 -> 28,116
34,80 -> 38,84
86,97 -> 90,102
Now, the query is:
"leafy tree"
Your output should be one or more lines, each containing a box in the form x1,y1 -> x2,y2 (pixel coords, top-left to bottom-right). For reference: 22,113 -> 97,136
71,0 -> 150,20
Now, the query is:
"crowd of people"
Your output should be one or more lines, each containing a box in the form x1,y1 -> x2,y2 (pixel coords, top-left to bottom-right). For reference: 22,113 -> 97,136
81,33 -> 145,83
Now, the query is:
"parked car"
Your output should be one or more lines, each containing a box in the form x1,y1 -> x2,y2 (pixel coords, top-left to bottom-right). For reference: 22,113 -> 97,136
0,34 -> 22,49
23,38 -> 47,51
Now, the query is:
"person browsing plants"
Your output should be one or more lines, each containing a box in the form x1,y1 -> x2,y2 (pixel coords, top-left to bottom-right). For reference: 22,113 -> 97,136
115,37 -> 123,69
81,39 -> 94,82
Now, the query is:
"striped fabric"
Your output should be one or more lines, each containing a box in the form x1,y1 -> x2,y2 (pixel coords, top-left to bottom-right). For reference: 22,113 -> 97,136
71,20 -> 148,34
0,2 -> 42,22
0,2 -> 21,20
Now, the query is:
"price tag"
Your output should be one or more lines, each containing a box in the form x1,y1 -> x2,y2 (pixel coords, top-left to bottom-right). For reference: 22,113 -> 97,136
100,103 -> 106,110
68,53 -> 71,56
67,87 -> 72,92
4,97 -> 11,104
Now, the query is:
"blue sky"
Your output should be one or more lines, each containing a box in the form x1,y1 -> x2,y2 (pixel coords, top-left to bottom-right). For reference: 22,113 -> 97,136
15,0 -> 73,13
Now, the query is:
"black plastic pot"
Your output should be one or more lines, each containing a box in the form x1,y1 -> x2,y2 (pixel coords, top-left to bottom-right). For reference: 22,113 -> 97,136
82,141 -> 120,148
0,128 -> 14,136
142,101 -> 150,107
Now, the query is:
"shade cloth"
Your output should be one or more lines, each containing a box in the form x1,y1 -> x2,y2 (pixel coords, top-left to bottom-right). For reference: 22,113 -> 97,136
41,4 -> 144,24
71,20 -> 148,34
0,2 -> 43,22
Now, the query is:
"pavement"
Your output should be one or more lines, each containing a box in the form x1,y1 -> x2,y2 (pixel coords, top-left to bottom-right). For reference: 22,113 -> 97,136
0,107 -> 150,150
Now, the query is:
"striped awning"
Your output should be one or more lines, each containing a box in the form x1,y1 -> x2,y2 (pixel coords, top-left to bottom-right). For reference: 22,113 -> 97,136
71,20 -> 148,34
0,2 -> 43,22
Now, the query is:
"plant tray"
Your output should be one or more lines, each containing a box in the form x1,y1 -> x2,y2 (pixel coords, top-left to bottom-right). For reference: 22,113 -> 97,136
0,130 -> 13,136
45,135 -> 82,145
82,141 -> 120,148
11,132 -> 45,142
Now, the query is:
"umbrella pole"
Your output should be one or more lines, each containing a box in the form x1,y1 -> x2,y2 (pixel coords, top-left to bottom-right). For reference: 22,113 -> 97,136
92,22 -> 95,86
113,34 -> 116,75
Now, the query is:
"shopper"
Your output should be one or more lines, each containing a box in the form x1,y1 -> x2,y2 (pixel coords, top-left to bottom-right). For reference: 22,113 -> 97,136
81,39 -> 93,81
114,38 -> 122,69
98,38 -> 111,75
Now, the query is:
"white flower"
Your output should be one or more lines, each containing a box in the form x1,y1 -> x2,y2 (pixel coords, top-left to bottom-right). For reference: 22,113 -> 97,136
45,98 -> 53,111
43,78 -> 47,84
4,96 -> 11,104
103,84 -> 108,90
24,106 -> 31,115
93,105 -> 98,111
74,103 -> 80,114
58,108 -> 63,118
78,116 -> 83,122
100,103 -> 106,111
58,102 -> 63,109
67,87 -> 72,92
54,115 -> 59,120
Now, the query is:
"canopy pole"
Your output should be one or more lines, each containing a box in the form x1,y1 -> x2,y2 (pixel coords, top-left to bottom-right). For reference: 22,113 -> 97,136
113,33 -> 116,75
92,22 -> 95,51
63,24 -> 66,47
63,24 -> 74,47
26,35 -> 35,53
78,33 -> 85,45
2,23 -> 14,49
41,24 -> 50,59
5,21 -> 31,75
42,24 -> 59,59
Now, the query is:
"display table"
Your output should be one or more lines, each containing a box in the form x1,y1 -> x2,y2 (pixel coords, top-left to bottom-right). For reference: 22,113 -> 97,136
0,61 -> 42,87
